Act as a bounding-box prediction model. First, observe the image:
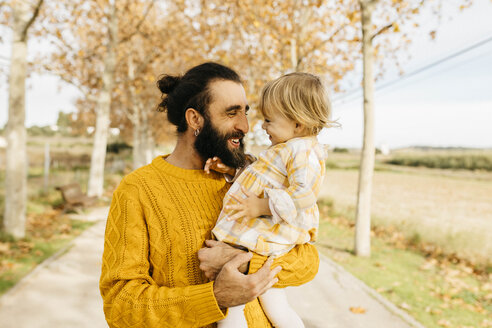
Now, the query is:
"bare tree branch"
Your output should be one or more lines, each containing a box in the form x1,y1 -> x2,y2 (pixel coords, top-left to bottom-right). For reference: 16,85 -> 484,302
20,0 -> 44,41
371,0 -> 426,41
297,24 -> 347,67
119,0 -> 155,44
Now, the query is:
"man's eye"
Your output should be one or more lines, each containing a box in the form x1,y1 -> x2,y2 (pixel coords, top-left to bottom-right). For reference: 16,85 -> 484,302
228,112 -> 236,117
264,119 -> 270,123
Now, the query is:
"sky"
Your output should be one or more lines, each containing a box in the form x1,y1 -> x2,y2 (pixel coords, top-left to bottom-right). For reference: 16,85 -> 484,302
319,0 -> 492,149
1,1 -> 492,149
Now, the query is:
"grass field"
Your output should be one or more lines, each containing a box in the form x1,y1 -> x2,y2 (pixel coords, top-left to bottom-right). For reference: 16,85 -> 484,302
320,150 -> 492,267
317,200 -> 492,328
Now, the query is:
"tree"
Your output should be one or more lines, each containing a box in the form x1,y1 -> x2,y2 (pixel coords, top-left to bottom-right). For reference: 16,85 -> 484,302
39,0 -> 157,196
353,0 -> 474,256
56,111 -> 72,135
355,0 -> 376,257
3,0 -> 44,238
87,0 -> 118,197
199,0 -> 362,122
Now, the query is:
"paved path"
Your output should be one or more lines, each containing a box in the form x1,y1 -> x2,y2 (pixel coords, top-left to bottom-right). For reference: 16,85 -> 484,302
0,207 -> 424,328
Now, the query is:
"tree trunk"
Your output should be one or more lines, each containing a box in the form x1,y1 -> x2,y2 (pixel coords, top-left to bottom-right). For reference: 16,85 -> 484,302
141,112 -> 153,165
4,1 -> 42,238
87,2 -> 118,197
127,57 -> 146,170
132,110 -> 143,169
354,0 -> 376,257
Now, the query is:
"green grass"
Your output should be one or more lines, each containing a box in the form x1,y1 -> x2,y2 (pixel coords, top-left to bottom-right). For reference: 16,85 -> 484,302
0,219 -> 94,296
317,200 -> 492,328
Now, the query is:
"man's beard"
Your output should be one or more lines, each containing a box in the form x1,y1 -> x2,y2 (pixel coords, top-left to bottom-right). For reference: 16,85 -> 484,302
194,119 -> 247,168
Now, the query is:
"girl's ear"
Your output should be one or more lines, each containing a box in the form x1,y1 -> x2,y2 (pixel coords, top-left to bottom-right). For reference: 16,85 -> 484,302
185,108 -> 204,131
294,123 -> 306,135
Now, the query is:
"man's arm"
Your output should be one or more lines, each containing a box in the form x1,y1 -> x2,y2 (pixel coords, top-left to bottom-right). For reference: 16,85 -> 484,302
199,241 -> 319,287
100,183 -> 225,327
212,253 -> 282,307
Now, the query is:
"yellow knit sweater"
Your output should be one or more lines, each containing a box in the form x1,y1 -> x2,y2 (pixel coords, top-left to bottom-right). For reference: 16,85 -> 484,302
100,156 -> 319,328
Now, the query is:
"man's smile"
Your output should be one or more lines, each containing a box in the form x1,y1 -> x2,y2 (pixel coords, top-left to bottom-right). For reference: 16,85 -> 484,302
229,138 -> 241,148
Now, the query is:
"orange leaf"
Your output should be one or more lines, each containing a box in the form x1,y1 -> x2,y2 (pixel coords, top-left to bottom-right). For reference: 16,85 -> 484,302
349,307 -> 367,314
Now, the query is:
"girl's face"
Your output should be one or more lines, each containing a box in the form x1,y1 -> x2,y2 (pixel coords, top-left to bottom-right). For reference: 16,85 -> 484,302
261,109 -> 299,145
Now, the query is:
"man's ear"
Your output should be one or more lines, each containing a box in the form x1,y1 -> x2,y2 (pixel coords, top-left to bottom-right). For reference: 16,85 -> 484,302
185,108 -> 204,131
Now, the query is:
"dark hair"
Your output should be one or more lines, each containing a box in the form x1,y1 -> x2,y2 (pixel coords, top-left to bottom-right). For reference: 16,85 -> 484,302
157,62 -> 241,133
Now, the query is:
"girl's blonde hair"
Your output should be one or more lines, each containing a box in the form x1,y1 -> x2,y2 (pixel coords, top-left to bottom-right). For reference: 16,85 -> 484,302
259,72 -> 337,135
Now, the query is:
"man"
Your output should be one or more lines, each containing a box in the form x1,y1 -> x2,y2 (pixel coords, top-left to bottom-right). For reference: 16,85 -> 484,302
99,62 -> 319,327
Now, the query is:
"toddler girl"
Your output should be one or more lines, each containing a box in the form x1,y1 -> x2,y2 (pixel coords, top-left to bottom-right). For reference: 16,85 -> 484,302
211,72 -> 335,328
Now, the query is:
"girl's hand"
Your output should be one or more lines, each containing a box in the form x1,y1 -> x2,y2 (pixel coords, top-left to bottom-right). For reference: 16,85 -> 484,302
204,157 -> 235,176
225,187 -> 271,221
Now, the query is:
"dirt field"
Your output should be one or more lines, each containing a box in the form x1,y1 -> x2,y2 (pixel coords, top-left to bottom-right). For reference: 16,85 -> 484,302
319,166 -> 492,265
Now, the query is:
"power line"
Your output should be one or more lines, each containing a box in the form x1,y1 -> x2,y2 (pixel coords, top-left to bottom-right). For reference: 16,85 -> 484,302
375,49 -> 492,99
332,35 -> 492,105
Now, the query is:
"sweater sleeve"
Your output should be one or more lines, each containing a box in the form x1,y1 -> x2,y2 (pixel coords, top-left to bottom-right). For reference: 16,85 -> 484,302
99,181 -> 225,327
247,243 -> 319,288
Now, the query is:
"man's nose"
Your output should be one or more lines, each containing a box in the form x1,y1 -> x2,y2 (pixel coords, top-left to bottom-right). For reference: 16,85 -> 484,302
235,112 -> 249,134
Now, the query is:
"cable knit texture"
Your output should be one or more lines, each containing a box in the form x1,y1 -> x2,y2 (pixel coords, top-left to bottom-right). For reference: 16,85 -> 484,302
100,156 -> 320,327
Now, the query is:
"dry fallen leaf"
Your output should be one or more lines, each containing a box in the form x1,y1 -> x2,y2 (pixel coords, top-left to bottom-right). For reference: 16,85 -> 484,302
349,307 -> 366,314
0,242 -> 10,254
400,302 -> 411,310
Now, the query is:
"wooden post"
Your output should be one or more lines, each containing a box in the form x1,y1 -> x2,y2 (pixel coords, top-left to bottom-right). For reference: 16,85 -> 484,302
43,142 -> 50,192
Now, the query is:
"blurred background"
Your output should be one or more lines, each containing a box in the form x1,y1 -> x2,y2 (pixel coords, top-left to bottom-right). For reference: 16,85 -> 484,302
0,1 -> 491,327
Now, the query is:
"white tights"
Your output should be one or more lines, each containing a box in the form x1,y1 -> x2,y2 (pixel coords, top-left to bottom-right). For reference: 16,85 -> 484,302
217,288 -> 305,328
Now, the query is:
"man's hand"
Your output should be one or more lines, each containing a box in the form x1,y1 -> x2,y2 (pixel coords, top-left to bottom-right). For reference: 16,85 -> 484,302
198,240 -> 248,280
225,187 -> 271,221
204,157 -> 235,176
213,252 -> 282,308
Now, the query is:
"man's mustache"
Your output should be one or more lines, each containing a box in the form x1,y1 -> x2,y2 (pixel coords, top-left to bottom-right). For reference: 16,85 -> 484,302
224,131 -> 245,140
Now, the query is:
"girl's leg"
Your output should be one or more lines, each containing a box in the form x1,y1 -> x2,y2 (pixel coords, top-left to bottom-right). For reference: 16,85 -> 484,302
216,304 -> 248,328
259,288 -> 305,328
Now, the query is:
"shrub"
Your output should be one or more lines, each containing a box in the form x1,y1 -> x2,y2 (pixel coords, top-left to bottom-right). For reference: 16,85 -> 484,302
106,142 -> 132,154
386,154 -> 492,171
333,147 -> 349,153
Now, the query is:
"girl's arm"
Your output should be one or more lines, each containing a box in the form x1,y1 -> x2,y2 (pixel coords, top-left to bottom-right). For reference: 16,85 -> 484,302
263,145 -> 324,226
224,187 -> 271,221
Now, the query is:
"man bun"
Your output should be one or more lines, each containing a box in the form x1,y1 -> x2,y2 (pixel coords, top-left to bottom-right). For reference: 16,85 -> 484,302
157,75 -> 181,94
